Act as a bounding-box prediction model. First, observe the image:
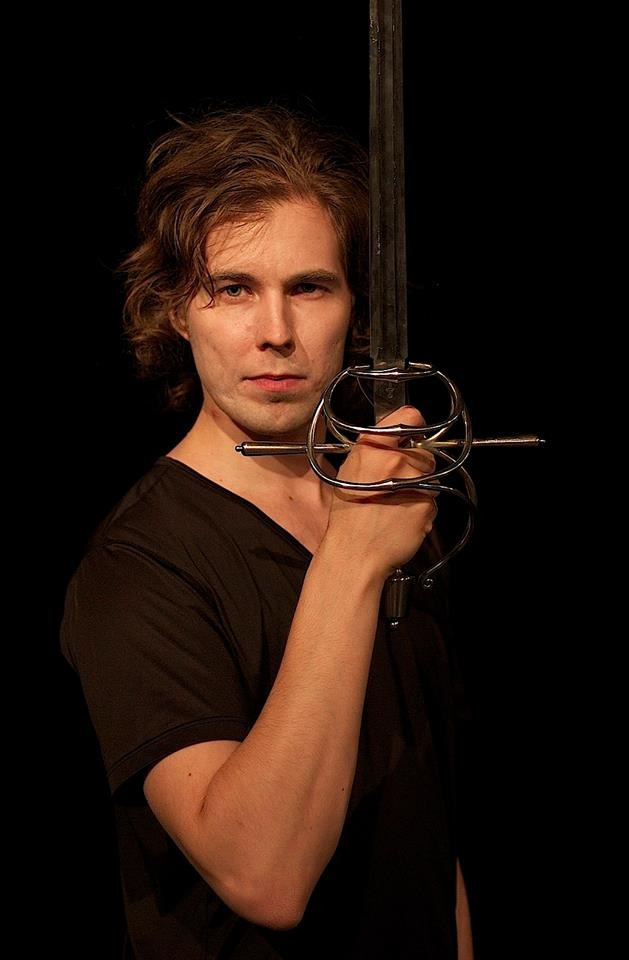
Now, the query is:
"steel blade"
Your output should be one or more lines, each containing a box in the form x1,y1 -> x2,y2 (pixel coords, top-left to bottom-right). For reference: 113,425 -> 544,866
369,0 -> 408,419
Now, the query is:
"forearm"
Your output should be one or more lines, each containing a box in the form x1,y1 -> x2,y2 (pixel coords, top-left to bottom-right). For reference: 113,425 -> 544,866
190,537 -> 384,924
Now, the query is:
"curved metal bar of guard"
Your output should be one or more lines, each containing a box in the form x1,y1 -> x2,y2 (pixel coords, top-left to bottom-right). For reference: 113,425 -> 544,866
303,363 -> 479,617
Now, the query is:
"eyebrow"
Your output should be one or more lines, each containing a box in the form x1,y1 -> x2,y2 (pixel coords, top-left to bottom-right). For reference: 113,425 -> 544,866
210,270 -> 343,288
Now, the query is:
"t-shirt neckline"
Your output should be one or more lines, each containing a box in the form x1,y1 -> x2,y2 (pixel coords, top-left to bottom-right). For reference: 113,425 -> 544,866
158,455 -> 314,560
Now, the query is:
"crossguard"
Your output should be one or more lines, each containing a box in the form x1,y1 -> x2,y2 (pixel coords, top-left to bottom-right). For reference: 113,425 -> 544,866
304,363 -> 478,609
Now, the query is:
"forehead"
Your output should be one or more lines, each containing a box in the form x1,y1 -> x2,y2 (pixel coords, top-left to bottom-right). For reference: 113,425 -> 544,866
205,199 -> 343,272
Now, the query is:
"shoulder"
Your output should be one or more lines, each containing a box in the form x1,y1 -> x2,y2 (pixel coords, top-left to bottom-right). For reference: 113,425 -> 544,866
60,458 -> 255,681
61,459 -> 244,652
92,457 -> 230,543
61,456 -> 305,666
84,456 -> 264,571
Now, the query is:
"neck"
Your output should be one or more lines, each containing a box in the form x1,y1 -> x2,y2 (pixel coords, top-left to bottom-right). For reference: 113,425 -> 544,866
169,402 -> 329,495
168,400 -> 335,554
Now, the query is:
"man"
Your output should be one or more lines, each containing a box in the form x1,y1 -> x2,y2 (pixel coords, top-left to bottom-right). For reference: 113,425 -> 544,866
61,105 -> 473,959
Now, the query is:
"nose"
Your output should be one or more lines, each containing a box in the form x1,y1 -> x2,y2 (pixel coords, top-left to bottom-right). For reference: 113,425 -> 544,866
255,293 -> 295,355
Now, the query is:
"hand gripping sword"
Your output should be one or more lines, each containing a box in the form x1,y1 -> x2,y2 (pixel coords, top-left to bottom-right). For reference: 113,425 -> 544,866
236,0 -> 543,625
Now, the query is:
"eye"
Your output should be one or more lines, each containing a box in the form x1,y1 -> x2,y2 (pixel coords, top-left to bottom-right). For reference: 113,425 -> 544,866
221,284 -> 245,297
293,282 -> 324,296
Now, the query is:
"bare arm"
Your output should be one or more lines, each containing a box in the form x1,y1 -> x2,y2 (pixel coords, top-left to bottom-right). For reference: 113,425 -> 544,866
456,859 -> 474,960
144,407 -> 437,929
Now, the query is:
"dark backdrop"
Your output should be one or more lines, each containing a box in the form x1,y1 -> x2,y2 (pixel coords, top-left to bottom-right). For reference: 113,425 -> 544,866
41,4 -> 561,957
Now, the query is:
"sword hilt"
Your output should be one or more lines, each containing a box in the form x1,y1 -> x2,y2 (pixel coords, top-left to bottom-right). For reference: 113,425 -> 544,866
238,362 -> 482,625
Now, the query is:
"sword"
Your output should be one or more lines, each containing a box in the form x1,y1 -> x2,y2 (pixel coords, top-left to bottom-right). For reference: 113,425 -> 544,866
236,0 -> 543,623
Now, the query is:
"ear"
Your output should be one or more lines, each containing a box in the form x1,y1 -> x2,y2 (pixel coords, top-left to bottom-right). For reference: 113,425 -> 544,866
169,309 -> 190,342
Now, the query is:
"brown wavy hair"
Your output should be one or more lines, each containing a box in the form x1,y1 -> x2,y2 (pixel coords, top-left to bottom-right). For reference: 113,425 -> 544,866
122,104 -> 369,411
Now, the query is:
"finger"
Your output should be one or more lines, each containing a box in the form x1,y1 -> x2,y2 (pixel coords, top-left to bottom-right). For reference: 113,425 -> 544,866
356,405 -> 425,452
401,447 -> 437,476
374,406 -> 437,476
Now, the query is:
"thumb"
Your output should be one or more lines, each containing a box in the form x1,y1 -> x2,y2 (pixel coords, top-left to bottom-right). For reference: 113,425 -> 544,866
376,405 -> 425,428
356,405 -> 426,450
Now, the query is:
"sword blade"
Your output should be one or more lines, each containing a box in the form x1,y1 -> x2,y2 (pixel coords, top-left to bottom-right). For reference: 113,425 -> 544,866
369,0 -> 408,419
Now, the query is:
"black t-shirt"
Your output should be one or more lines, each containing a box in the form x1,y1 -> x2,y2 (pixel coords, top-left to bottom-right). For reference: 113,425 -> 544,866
61,456 -> 463,959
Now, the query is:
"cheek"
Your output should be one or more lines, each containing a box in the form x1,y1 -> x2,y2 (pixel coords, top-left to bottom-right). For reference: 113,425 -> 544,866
315,304 -> 352,348
188,320 -> 250,361
329,316 -> 353,355
308,325 -> 351,382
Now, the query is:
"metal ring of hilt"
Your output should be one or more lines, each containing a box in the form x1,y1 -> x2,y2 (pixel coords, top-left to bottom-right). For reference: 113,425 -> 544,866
305,362 -> 478,591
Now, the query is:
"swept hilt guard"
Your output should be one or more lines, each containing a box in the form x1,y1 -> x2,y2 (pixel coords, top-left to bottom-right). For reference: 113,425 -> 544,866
308,363 -> 478,621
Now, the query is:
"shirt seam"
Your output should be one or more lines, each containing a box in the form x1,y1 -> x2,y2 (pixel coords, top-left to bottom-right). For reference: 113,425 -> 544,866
107,715 -> 250,779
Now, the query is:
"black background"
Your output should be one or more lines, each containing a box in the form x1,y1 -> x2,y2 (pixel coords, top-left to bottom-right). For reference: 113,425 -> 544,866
39,3 -> 564,957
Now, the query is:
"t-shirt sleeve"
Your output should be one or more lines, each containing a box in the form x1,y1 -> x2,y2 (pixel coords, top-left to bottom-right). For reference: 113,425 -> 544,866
61,540 -> 253,794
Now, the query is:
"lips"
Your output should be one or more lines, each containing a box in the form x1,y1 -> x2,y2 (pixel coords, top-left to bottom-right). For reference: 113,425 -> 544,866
244,374 -> 306,393
245,374 -> 305,380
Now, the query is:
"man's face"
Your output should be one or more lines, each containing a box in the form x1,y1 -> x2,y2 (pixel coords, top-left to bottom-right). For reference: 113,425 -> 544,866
181,199 -> 354,440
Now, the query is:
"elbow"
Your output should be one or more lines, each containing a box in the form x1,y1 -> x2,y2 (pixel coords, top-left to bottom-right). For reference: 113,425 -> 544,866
213,873 -> 309,930
250,900 -> 306,932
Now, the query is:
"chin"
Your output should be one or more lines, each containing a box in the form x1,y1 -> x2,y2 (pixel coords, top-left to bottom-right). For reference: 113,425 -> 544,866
246,420 -> 312,442
232,406 -> 313,442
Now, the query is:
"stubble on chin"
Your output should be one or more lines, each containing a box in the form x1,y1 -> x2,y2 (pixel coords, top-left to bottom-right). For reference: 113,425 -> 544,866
239,398 -> 314,439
